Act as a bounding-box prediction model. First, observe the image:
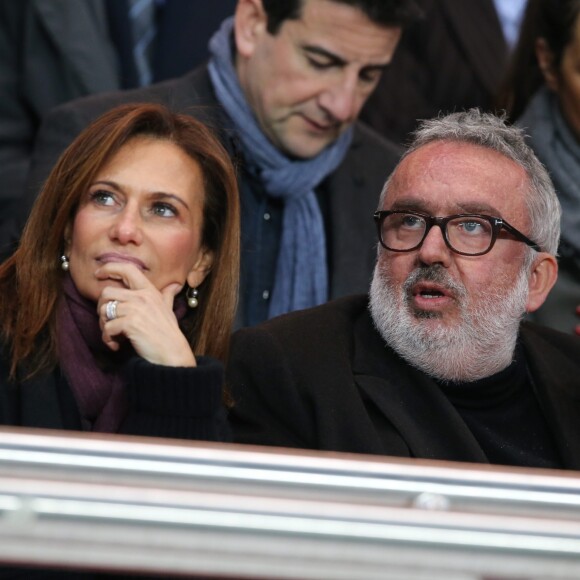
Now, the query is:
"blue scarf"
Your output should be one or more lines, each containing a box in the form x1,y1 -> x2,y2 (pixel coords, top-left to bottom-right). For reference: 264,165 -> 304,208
208,17 -> 353,318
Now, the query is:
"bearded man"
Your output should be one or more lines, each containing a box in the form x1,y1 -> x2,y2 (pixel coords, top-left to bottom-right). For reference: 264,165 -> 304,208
227,109 -> 580,470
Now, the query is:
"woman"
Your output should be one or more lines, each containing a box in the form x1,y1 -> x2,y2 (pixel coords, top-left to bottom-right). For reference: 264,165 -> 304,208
0,103 -> 239,439
497,0 -> 580,335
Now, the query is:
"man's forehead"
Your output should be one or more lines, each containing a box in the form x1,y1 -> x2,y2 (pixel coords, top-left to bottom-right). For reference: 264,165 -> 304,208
384,141 -> 529,216
387,196 -> 504,216
398,140 -> 521,174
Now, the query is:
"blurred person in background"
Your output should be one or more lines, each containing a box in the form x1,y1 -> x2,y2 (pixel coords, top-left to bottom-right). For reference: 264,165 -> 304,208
498,0 -> 580,334
360,0 -> 528,145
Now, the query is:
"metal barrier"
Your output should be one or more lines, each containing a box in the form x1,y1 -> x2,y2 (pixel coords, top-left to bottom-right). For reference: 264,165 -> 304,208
0,427 -> 578,578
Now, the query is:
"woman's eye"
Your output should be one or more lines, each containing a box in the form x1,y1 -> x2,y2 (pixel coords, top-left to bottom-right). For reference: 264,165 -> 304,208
152,202 -> 177,218
90,190 -> 115,206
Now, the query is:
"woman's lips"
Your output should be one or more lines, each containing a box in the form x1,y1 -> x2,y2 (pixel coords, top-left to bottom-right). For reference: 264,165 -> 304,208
96,253 -> 147,271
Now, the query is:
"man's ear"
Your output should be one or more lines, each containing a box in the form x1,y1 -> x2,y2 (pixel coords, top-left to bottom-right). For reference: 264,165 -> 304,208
526,253 -> 558,313
535,37 -> 560,92
234,0 -> 268,58
186,248 -> 214,289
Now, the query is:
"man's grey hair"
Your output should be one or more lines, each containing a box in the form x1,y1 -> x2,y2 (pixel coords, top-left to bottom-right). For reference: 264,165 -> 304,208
379,109 -> 561,256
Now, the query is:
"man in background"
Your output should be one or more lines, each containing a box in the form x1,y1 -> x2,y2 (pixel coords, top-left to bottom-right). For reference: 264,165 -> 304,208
15,0 -> 420,326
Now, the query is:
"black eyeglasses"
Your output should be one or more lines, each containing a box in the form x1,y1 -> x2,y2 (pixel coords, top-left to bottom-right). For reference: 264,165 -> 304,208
373,210 -> 542,256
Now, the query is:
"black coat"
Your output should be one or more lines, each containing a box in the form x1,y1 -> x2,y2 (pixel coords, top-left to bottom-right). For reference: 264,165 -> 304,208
0,353 -> 230,441
228,295 -> 580,469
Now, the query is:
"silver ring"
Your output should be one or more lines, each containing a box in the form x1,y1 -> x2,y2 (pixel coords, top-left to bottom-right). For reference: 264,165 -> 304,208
105,300 -> 118,321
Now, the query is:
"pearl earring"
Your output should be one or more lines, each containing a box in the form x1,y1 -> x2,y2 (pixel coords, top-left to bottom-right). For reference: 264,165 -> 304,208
187,287 -> 199,308
60,255 -> 70,271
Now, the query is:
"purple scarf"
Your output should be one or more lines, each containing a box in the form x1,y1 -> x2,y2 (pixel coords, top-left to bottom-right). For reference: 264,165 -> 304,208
56,275 -> 187,432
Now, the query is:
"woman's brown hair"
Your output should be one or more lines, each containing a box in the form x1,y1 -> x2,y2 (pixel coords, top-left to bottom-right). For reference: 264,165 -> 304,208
0,103 -> 240,378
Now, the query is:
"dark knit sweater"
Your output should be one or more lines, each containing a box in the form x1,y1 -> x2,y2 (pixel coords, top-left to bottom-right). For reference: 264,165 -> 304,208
436,343 -> 562,469
0,353 -> 230,442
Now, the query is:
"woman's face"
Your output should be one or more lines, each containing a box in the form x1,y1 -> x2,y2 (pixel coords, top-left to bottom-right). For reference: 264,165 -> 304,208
66,136 -> 213,303
541,14 -> 580,138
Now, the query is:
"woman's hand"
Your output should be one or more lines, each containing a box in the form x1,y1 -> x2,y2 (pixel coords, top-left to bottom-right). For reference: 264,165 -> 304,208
96,262 -> 197,367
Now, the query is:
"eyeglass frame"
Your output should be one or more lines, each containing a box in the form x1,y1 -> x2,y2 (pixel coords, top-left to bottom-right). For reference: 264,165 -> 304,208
373,210 -> 543,256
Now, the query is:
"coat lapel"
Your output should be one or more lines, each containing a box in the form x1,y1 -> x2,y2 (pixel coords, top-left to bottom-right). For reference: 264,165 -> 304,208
351,310 -> 488,462
323,126 -> 401,299
324,129 -> 376,299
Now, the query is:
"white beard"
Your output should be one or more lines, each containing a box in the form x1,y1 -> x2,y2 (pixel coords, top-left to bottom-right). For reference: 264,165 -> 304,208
369,260 -> 530,383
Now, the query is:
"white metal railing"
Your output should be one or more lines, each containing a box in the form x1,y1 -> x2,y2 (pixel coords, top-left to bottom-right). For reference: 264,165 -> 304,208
0,427 -> 578,578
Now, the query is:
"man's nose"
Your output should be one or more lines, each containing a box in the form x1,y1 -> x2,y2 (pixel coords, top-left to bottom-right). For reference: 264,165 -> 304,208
417,224 -> 452,267
319,74 -> 360,123
109,206 -> 143,245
